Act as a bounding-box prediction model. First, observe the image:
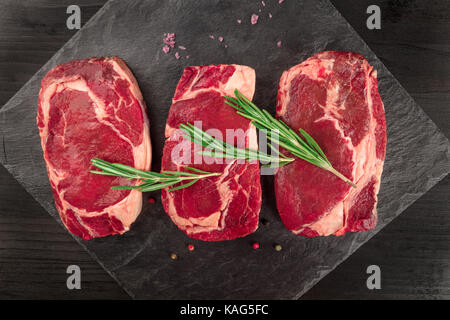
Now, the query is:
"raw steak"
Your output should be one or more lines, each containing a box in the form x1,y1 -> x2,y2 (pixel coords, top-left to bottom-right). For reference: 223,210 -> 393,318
275,51 -> 386,236
161,64 -> 261,241
37,57 -> 151,240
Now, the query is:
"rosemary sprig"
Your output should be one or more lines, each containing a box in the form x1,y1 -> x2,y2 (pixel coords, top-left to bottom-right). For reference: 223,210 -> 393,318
224,89 -> 357,188
90,158 -> 221,192
179,122 -> 294,168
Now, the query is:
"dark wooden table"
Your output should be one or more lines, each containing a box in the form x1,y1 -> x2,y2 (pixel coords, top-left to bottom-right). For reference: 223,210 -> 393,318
0,0 -> 448,299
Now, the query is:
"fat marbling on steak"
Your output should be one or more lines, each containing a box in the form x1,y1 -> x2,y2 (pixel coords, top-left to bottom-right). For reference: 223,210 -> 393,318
161,64 -> 262,241
37,57 -> 151,240
275,51 -> 386,236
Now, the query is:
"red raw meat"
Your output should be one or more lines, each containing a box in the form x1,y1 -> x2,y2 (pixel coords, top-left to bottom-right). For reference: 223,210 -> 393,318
275,51 -> 386,236
161,64 -> 261,241
37,57 -> 151,240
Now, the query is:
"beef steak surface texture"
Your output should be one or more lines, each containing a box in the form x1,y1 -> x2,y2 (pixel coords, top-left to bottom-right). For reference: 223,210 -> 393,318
37,57 -> 151,240
161,64 -> 262,241
275,51 -> 386,237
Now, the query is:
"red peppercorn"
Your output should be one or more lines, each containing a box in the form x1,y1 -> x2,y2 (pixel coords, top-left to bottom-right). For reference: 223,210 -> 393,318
252,242 -> 260,250
187,244 -> 195,251
148,197 -> 156,204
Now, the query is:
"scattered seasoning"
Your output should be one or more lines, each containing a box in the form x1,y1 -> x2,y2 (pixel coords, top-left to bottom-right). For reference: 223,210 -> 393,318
277,40 -> 282,48
261,1 -> 266,6
170,253 -> 178,260
209,34 -> 215,39
251,14 -> 259,25
187,244 -> 195,251
163,33 -> 176,48
178,45 -> 186,50
237,19 -> 242,24
148,197 -> 156,204
252,242 -> 260,250
175,52 -> 181,59
274,244 -> 282,251
269,13 -> 273,19
218,36 -> 224,42
162,45 -> 170,54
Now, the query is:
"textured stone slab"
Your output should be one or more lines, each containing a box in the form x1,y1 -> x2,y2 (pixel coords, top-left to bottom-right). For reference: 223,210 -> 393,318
1,0 -> 449,299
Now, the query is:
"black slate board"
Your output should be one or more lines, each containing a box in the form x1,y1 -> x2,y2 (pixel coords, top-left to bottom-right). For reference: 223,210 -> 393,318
1,0 -> 449,299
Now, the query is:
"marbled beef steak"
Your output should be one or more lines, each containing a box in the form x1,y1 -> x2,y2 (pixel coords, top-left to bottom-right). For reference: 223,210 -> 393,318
37,57 -> 151,240
161,64 -> 262,241
275,51 -> 386,237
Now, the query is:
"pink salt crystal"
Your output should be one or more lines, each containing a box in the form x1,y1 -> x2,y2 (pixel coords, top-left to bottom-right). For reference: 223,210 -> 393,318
209,35 -> 215,39
175,52 -> 180,59
218,36 -> 224,42
277,41 -> 282,47
186,55 -> 190,59
251,14 -> 259,25
279,0 -> 284,3
237,19 -> 242,24
162,45 -> 170,54
261,1 -> 266,6
163,33 -> 176,48
178,45 -> 186,50
269,13 -> 272,18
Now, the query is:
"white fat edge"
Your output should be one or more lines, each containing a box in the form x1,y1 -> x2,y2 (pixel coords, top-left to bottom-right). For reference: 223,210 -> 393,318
293,201 -> 344,236
336,62 -> 385,233
110,58 -> 152,171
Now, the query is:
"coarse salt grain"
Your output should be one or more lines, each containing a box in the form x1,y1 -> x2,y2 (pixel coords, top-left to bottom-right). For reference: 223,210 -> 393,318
279,0 -> 284,3
251,14 -> 259,25
218,36 -> 224,42
269,13 -> 272,18
163,33 -> 176,48
277,41 -> 282,47
178,45 -> 186,50
261,1 -> 266,6
237,19 -> 242,24
209,35 -> 215,39
175,52 -> 180,59
162,45 -> 170,54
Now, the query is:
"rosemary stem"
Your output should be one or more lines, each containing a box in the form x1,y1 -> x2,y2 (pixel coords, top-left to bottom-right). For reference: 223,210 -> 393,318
325,165 -> 357,188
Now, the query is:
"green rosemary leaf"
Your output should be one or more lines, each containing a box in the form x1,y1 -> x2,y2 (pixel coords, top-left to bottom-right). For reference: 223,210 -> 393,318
184,166 -> 210,174
224,89 -> 357,188
168,178 -> 200,192
90,158 -> 221,192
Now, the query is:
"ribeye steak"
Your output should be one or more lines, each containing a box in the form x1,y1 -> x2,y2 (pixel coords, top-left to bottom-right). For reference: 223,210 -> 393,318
37,57 -> 151,240
161,64 -> 262,241
275,51 -> 386,236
